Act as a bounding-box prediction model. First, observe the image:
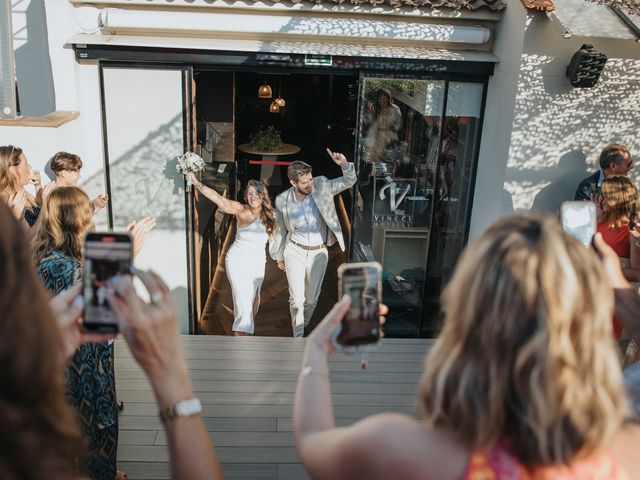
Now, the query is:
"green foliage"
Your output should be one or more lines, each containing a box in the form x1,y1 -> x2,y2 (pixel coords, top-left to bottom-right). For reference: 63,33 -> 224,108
249,126 -> 283,152
363,78 -> 426,101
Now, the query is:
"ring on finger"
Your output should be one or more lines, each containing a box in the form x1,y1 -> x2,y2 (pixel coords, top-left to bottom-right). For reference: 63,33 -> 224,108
150,291 -> 163,304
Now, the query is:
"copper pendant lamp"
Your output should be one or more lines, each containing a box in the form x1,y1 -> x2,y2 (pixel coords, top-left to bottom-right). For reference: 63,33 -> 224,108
274,80 -> 286,107
258,82 -> 273,99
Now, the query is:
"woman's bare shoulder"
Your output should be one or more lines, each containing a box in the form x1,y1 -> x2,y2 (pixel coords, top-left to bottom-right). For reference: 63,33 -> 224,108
352,413 -> 469,480
612,422 -> 640,474
235,205 -> 258,223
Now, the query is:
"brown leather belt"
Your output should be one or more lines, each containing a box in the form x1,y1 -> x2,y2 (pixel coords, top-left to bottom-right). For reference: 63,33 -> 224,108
290,240 -> 326,251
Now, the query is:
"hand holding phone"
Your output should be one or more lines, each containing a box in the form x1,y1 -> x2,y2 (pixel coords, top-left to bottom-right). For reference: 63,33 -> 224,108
304,294 -> 387,361
50,283 -> 117,359
82,232 -> 133,333
332,262 -> 383,352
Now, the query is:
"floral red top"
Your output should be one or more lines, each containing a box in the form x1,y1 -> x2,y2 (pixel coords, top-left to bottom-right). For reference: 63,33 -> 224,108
463,445 -> 628,480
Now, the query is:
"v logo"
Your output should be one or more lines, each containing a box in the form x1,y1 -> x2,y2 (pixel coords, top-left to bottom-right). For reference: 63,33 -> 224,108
379,179 -> 411,213
135,177 -> 167,210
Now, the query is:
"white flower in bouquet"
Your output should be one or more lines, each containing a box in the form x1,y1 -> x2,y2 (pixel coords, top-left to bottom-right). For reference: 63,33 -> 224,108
176,151 -> 206,175
176,152 -> 205,189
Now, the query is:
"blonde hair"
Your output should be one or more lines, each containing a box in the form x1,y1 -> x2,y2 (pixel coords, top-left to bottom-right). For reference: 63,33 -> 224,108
33,187 -> 94,264
599,175 -> 638,228
420,214 -> 628,467
0,145 -> 23,195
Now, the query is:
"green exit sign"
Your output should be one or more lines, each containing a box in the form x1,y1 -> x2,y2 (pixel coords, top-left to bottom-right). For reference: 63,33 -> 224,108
304,54 -> 333,66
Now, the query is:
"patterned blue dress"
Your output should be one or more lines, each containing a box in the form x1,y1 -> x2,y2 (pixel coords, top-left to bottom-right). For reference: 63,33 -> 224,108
37,250 -> 118,480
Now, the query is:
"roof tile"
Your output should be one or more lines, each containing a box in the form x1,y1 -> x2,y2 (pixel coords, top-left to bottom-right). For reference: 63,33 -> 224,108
585,0 -> 640,16
520,0 -> 555,11
283,0 -> 506,11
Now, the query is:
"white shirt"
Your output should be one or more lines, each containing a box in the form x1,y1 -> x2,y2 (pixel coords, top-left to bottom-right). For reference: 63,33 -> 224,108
290,192 -> 327,246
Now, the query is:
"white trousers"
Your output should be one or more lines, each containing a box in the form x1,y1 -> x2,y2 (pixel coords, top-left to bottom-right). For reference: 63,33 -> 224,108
283,242 -> 329,337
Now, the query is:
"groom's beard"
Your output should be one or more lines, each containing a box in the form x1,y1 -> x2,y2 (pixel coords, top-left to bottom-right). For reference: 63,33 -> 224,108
294,185 -> 312,196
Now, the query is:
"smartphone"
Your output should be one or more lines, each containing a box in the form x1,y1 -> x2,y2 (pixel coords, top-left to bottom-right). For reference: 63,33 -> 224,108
333,262 -> 383,352
560,201 -> 596,247
82,232 -> 133,333
630,202 -> 637,231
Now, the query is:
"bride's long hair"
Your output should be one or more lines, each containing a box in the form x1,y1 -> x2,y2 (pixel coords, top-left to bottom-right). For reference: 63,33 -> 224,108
247,180 -> 276,236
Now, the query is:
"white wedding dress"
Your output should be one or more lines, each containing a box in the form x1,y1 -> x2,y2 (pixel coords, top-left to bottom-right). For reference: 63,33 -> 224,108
225,217 -> 269,334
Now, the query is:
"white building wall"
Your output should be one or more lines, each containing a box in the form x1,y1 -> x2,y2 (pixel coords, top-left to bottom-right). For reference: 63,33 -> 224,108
0,1 -> 108,225
469,0 -> 527,238
498,7 -> 640,217
1,2 -> 193,331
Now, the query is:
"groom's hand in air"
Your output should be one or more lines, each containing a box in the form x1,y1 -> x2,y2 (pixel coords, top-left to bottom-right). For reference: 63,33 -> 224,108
277,260 -> 285,271
326,148 -> 348,169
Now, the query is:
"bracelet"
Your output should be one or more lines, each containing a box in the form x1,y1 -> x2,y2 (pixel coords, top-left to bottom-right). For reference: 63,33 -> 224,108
301,365 -> 329,377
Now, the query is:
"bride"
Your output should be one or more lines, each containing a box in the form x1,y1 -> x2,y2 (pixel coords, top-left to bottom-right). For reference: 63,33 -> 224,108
189,173 -> 275,335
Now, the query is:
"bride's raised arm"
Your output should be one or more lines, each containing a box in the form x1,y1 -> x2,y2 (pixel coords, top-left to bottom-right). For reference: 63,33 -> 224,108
188,172 -> 245,216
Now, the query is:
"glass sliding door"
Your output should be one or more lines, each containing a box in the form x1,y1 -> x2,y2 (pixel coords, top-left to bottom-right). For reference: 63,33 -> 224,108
422,81 -> 485,336
101,66 -> 192,333
350,75 -> 485,337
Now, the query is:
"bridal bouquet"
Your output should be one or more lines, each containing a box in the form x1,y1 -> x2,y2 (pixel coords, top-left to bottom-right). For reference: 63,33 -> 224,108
176,151 -> 206,189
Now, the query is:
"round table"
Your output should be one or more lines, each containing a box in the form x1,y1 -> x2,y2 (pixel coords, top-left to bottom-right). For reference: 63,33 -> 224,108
238,143 -> 300,185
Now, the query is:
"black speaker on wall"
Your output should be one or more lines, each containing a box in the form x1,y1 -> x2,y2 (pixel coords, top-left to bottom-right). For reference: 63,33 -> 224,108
566,44 -> 607,88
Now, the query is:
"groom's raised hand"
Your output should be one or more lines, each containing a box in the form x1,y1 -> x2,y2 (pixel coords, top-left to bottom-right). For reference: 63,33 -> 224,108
326,148 -> 348,169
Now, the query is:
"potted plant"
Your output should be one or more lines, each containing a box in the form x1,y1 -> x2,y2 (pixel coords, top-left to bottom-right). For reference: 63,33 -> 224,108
249,126 -> 283,152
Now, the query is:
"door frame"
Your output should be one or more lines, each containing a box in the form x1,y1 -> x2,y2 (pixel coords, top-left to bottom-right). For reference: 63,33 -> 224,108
98,61 -> 198,334
94,50 -> 492,338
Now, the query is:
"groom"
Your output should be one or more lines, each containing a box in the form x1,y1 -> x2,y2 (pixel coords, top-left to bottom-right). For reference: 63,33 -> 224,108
270,148 -> 357,337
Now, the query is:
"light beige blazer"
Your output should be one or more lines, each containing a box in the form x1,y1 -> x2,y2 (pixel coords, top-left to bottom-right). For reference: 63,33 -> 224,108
269,164 -> 357,262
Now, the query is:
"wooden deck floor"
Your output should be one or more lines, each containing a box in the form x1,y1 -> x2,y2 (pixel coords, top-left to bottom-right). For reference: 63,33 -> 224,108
116,335 -> 433,479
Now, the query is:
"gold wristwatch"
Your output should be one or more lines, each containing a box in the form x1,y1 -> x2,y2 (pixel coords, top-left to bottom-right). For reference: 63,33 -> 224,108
159,398 -> 203,422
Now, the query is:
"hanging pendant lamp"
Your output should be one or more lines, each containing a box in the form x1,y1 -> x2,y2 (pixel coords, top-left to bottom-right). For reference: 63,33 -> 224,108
269,101 -> 280,113
274,80 -> 286,107
258,82 -> 273,99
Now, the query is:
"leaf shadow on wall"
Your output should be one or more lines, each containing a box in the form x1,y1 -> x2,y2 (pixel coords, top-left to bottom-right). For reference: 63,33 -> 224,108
82,113 -> 186,231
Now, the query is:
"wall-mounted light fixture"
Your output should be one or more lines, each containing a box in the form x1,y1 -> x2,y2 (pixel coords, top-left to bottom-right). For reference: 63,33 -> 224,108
258,82 -> 273,99
566,44 -> 607,88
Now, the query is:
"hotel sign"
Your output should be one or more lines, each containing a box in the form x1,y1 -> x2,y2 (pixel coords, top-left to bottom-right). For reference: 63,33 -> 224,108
373,214 -> 412,227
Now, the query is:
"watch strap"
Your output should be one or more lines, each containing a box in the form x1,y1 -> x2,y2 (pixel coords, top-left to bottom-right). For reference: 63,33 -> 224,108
159,397 -> 203,422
